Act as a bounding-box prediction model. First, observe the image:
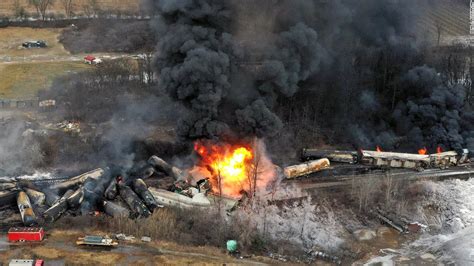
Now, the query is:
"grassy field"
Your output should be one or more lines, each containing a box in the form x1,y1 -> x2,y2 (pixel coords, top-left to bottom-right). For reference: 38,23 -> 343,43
0,61 -> 90,99
0,27 -> 69,58
0,27 -> 92,99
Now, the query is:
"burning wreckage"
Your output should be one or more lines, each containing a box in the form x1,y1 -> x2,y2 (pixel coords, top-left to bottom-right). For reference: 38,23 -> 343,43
0,153 -> 244,226
301,147 -> 470,172
0,140 -> 279,226
1,139 -> 471,226
281,147 -> 470,182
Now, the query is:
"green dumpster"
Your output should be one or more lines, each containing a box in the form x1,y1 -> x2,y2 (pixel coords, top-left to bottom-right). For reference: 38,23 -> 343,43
226,240 -> 238,252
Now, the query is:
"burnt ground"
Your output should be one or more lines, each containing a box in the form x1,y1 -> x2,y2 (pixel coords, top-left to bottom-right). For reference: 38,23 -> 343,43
59,20 -> 156,54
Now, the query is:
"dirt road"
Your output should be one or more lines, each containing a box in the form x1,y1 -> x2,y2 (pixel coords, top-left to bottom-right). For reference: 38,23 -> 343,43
0,53 -> 139,65
0,229 -> 270,265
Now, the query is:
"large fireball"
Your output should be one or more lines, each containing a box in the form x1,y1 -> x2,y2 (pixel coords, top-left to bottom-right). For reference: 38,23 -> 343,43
194,141 -> 254,197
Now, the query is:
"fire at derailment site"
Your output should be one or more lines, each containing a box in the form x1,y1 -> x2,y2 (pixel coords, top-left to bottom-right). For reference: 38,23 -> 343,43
1,0 -> 474,265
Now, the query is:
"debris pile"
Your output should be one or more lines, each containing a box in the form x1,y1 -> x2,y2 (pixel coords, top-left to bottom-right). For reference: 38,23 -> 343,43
0,155 -> 238,226
300,148 -> 470,174
53,120 -> 81,133
76,235 -> 118,247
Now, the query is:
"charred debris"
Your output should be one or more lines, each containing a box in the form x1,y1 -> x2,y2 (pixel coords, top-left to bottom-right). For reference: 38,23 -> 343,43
2,155 -> 237,226
300,148 -> 470,172
2,144 -> 471,226
281,147 -> 471,181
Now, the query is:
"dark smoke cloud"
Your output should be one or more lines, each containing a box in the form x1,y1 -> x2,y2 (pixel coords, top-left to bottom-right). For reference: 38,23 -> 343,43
151,0 -> 474,153
353,64 -> 474,151
152,0 -> 333,139
152,0 -> 236,139
396,66 -> 470,149
235,99 -> 282,137
258,22 -> 329,97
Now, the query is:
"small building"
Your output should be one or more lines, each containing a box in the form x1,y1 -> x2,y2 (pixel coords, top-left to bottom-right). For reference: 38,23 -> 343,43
9,259 -> 43,266
8,227 -> 45,242
9,259 -> 34,266
84,55 -> 102,65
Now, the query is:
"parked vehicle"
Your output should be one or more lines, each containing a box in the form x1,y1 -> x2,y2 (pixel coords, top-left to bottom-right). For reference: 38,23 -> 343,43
22,41 -> 47,48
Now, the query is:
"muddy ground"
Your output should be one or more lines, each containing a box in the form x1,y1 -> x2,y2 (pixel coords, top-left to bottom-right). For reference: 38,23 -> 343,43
0,229 -> 278,265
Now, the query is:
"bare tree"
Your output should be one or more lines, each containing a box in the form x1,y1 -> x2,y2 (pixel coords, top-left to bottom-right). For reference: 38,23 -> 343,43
137,51 -> 155,85
383,173 -> 396,208
468,49 -> 474,105
12,0 -> 27,20
351,176 -> 380,211
60,0 -> 74,18
28,0 -> 40,18
28,0 -> 54,20
82,0 -> 100,18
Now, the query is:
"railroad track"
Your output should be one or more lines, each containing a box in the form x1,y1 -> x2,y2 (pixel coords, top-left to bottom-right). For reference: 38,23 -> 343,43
286,163 -> 474,192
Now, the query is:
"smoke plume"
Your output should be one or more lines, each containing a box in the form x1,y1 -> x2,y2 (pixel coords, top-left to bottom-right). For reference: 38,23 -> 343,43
151,0 -> 474,154
152,0 -> 337,140
0,118 -> 46,176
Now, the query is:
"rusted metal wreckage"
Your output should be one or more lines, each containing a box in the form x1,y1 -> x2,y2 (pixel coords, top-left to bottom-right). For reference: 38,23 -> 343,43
359,149 -> 469,171
284,159 -> 331,179
3,147 -> 469,224
283,148 -> 471,179
302,149 -> 358,164
0,156 -> 239,226
76,235 -> 118,247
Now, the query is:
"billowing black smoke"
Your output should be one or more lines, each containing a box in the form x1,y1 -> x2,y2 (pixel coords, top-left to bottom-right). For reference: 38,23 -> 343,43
152,1 -> 236,139
151,0 -> 474,153
152,0 -> 330,139
354,65 -> 474,151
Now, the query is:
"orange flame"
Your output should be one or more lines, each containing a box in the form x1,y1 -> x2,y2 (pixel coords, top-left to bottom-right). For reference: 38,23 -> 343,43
194,141 -> 254,197
418,147 -> 428,155
437,146 -> 443,154
376,145 -> 382,152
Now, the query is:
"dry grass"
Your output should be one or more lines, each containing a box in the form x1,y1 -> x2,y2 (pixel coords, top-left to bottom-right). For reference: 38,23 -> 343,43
0,0 -> 140,16
0,61 -> 90,99
102,207 -> 266,253
0,27 -> 69,58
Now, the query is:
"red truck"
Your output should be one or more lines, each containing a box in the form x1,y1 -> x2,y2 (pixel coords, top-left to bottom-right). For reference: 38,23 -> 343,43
8,227 -> 44,242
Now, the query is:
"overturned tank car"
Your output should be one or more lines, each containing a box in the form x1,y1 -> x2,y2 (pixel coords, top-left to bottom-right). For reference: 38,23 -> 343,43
301,149 -> 358,164
359,149 -> 469,171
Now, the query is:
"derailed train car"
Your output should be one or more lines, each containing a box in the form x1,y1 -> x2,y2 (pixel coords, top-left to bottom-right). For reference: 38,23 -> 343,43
359,149 -> 469,171
301,149 -> 358,164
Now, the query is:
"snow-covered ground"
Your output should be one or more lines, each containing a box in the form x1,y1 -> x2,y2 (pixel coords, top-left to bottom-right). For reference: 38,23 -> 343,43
407,226 -> 474,264
236,183 -> 364,255
365,178 -> 474,265
415,178 -> 474,232
403,178 -> 474,264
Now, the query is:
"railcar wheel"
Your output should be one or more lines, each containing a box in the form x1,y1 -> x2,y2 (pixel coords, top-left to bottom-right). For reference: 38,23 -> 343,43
416,166 -> 425,172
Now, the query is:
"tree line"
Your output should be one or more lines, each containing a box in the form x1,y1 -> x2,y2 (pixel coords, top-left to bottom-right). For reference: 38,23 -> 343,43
11,0 -> 147,21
